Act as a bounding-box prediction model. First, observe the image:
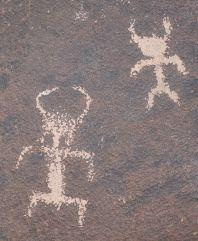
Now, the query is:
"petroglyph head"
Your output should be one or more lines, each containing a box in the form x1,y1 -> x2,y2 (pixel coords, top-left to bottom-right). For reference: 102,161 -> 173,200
129,17 -> 172,58
36,86 -> 91,147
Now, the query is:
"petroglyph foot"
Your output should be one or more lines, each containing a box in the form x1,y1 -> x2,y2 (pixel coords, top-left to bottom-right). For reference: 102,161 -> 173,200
27,192 -> 88,227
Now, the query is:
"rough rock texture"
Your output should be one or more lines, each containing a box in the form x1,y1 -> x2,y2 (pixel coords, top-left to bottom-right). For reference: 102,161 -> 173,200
0,0 -> 197,240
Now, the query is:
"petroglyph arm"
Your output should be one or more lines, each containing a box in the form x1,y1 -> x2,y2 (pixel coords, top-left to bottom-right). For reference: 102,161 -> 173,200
130,59 -> 154,77
16,145 -> 33,168
64,149 -> 95,181
146,66 -> 180,110
16,138 -> 45,168
67,149 -> 93,159
147,83 -> 180,110
167,55 -> 189,75
128,20 -> 141,44
128,20 -> 135,34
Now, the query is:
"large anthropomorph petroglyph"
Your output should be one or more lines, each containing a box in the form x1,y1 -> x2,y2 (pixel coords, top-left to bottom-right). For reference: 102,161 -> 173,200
129,17 -> 188,110
16,86 -> 95,227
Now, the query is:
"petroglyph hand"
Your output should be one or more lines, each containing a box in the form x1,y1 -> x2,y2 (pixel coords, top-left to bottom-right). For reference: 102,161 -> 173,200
163,17 -> 172,40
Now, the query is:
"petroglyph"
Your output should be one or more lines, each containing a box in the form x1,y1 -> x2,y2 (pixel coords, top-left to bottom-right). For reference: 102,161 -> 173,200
129,17 -> 188,110
75,3 -> 88,22
16,86 -> 94,226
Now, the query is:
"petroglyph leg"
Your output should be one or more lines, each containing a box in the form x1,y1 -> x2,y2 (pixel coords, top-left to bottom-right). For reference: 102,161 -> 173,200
27,192 -> 88,226
163,83 -> 180,104
71,197 -> 88,227
147,67 -> 180,110
27,157 -> 89,226
147,90 -> 156,110
147,82 -> 180,110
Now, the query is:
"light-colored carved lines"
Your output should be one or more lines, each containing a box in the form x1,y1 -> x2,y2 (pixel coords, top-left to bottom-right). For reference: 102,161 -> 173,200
129,17 -> 188,110
17,86 -> 94,227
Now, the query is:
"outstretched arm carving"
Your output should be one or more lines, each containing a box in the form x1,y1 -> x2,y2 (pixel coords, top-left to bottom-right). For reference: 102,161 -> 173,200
167,55 -> 189,75
131,59 -> 154,77
64,148 -> 95,181
16,145 -> 33,168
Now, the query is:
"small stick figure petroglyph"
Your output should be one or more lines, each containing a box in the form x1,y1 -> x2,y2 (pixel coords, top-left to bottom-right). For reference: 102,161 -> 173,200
75,2 -> 88,21
128,17 -> 188,110
16,86 -> 94,226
